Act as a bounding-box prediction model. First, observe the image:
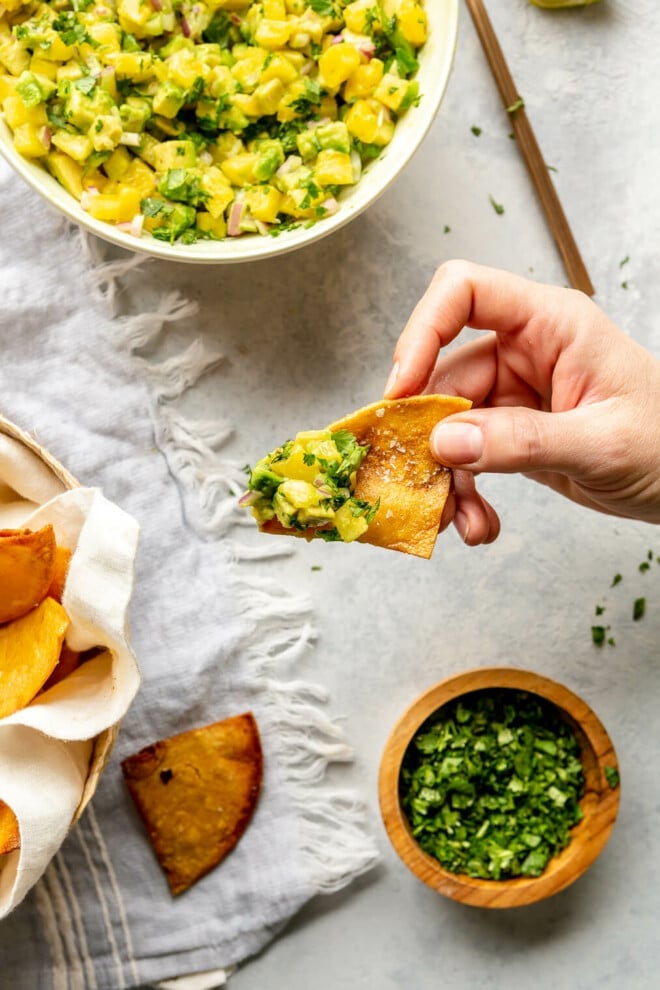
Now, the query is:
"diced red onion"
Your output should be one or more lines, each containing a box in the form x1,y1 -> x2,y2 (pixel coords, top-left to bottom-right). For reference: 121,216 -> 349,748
300,59 -> 314,76
199,150 -> 213,165
254,219 -> 270,236
151,0 -> 162,9
39,126 -> 52,149
130,213 -> 144,237
238,490 -> 258,507
276,155 -> 301,178
227,200 -> 245,236
181,15 -> 191,37
80,188 -> 99,211
331,34 -> 343,44
229,12 -> 241,23
321,196 -> 339,216
359,40 -> 375,58
119,131 -> 140,146
115,221 -> 132,232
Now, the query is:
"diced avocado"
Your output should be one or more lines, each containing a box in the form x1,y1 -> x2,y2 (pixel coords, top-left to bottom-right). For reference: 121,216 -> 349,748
153,139 -> 197,171
15,70 -> 56,109
119,96 -> 152,132
295,128 -> 320,162
316,121 -> 351,155
152,80 -> 186,119
249,462 -> 284,499
253,139 -> 284,181
157,167 -> 205,205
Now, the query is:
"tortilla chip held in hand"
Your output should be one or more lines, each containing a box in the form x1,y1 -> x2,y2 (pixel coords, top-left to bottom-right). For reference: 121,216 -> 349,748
241,394 -> 471,559
122,713 -> 263,896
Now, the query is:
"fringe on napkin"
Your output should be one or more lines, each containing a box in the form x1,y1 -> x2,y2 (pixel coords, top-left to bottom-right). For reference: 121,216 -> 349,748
81,236 -> 380,899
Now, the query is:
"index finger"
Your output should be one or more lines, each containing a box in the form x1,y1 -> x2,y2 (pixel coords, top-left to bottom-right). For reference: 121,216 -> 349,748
385,260 -> 572,398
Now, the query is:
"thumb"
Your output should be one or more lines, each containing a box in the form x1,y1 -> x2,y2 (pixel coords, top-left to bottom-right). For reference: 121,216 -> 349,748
430,407 -> 596,477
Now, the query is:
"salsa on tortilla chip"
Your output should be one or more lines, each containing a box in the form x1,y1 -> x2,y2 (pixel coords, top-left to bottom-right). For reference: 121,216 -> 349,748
242,394 -> 471,559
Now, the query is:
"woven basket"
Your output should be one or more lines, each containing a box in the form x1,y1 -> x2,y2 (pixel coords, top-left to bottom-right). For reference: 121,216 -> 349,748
0,413 -> 118,822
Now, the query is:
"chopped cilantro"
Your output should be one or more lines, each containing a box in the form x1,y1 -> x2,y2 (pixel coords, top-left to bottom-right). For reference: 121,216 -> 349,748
604,766 -> 620,789
489,195 -> 505,215
400,690 -> 585,880
633,597 -> 646,621
307,0 -> 336,15
74,75 -> 97,97
591,625 -> 607,647
639,560 -> 651,573
619,255 -> 630,268
302,452 -> 316,466
621,281 -> 629,290
443,225 -> 451,233
290,78 -> 322,115
471,125 -> 482,136
311,565 -> 322,571
611,573 -> 622,587
595,605 -> 605,616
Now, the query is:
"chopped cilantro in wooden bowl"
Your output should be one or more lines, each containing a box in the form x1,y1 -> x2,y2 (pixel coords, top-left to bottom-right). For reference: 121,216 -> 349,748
379,668 -> 621,908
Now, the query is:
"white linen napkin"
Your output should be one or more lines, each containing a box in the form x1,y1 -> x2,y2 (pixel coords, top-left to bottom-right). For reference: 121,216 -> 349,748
0,152 -> 378,990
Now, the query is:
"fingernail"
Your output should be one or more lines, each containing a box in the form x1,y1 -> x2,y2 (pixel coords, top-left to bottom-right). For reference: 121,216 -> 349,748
454,510 -> 470,544
432,422 -> 484,464
384,362 -> 399,397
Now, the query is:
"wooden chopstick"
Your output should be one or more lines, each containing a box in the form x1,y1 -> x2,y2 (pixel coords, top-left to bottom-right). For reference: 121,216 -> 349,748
465,0 -> 595,296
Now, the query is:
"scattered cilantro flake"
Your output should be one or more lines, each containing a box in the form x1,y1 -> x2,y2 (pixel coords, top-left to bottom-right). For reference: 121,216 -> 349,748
308,0 -> 335,15
639,561 -> 651,573
611,573 -> 622,587
621,280 -> 629,290
400,690 -> 585,881
619,255 -> 630,268
604,766 -> 620,789
443,225 -> 451,234
633,597 -> 646,621
311,565 -> 322,571
489,195 -> 505,215
506,97 -> 525,114
547,164 -> 558,173
591,625 -> 607,647
471,125 -> 482,136
595,605 -> 605,616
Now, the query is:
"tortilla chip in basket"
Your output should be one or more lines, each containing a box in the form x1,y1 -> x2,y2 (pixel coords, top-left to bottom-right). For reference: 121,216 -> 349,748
0,597 -> 69,719
0,525 -> 56,624
258,395 -> 471,559
122,713 -> 263,896
0,801 -> 20,856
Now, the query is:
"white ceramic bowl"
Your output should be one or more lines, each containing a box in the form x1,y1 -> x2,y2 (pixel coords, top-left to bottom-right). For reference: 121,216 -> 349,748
0,1 -> 457,263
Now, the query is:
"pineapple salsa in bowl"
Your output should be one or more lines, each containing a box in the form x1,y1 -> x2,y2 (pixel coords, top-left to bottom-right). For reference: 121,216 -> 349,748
0,0 -> 458,261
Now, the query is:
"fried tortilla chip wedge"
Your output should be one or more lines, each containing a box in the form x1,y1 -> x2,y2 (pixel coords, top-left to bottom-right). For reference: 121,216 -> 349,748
46,545 -> 73,603
0,525 -> 57,624
122,713 -> 263,896
329,395 -> 472,558
0,597 -> 69,719
0,800 -> 20,855
261,394 -> 471,559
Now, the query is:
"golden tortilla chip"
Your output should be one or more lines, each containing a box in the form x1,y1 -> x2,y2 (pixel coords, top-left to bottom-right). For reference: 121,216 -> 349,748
46,545 -> 73,603
0,597 -> 69,719
0,800 -> 19,855
0,525 -> 57,624
260,394 -> 471,559
122,713 -> 263,896
329,395 -> 471,558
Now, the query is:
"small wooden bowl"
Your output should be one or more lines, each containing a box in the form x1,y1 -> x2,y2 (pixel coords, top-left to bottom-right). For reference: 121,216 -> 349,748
379,667 -> 620,908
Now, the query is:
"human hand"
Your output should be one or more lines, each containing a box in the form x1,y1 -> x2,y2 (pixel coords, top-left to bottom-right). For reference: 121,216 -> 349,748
385,261 -> 660,545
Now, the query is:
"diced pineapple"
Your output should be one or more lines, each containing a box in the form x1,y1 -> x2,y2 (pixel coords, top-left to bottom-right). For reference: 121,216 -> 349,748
89,113 -> 123,152
0,75 -> 19,101
108,51 -> 155,82
166,48 -> 208,89
318,42 -> 361,91
343,58 -> 384,102
244,184 -> 282,223
200,166 -> 234,217
259,53 -> 298,85
196,211 -> 227,239
220,152 -> 258,186
3,95 -> 47,130
344,98 -> 378,143
104,145 -> 132,180
12,121 -> 49,157
210,131 -> 244,163
397,0 -> 427,46
135,132 -> 160,167
344,0 -> 379,35
334,500 -> 369,542
51,130 -> 94,163
255,18 -> 290,48
0,31 -> 30,74
374,72 -> 410,111
254,77 -> 285,115
29,57 -> 58,81
152,139 -> 197,171
263,0 -> 286,17
34,34 -> 74,63
47,151 -> 84,200
231,92 -> 261,118
86,186 -> 142,222
121,157 -> 157,197
314,149 -> 355,186
88,22 -> 122,50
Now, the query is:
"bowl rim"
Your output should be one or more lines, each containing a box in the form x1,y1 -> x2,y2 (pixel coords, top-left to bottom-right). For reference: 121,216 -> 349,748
0,0 -> 459,264
378,666 -> 621,908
